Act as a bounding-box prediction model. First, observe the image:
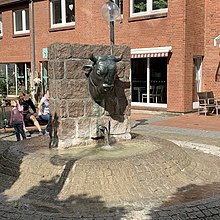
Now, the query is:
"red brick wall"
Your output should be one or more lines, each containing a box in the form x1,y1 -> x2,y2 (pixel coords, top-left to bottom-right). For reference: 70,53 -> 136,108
203,0 -> 220,97
0,0 -> 217,113
0,2 -> 31,63
184,0 -> 205,111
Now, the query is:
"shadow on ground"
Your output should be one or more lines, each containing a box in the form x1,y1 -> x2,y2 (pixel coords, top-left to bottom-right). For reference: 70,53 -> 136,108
0,141 -> 128,218
0,136 -> 49,202
131,119 -> 149,128
0,139 -> 20,202
17,179 -> 127,217
149,182 -> 220,219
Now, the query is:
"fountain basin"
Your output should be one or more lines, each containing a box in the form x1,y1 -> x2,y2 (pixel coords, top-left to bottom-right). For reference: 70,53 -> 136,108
1,134 -> 220,214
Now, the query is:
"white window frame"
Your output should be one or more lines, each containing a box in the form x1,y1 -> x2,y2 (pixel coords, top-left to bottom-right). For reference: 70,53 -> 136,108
0,13 -> 2,36
13,8 -> 30,34
130,0 -> 168,18
214,35 -> 220,48
50,0 -> 75,28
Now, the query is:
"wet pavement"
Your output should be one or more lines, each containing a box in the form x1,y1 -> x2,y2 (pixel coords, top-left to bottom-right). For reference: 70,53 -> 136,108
0,110 -> 220,219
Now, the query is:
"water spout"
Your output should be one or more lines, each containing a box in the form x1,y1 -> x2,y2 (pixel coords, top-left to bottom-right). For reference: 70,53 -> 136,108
98,125 -> 111,148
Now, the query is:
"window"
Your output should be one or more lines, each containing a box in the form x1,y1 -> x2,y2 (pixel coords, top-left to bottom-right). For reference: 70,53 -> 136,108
0,64 -> 7,96
51,0 -> 75,27
130,0 -> 167,17
131,57 -> 167,104
131,47 -> 172,105
13,8 -> 29,34
0,63 -> 30,96
0,13 -> 2,36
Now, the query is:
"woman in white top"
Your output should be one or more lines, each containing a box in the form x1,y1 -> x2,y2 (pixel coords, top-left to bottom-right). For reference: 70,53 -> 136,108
38,90 -> 50,133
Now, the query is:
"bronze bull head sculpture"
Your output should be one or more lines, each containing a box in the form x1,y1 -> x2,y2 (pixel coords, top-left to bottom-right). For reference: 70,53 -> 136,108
84,54 -> 122,105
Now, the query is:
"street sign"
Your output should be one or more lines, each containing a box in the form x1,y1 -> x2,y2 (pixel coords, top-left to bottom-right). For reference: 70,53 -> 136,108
42,48 -> 48,58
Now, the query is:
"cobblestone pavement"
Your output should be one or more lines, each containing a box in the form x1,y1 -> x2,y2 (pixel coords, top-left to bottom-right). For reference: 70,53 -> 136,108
0,111 -> 220,219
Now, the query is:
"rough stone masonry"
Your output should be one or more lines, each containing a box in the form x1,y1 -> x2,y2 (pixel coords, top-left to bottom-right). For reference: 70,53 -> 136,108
48,43 -> 131,148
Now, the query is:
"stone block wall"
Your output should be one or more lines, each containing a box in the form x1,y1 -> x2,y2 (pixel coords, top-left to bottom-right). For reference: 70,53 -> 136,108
48,43 -> 131,148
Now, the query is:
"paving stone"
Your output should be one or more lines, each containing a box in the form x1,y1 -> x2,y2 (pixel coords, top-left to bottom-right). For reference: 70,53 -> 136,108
194,211 -> 205,218
1,112 -> 220,219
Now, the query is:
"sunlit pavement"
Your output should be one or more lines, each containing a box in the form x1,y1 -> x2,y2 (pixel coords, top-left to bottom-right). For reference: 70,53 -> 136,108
0,110 -> 220,219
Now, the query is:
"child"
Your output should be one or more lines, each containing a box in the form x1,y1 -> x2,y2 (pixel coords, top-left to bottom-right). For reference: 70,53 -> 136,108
10,99 -> 26,141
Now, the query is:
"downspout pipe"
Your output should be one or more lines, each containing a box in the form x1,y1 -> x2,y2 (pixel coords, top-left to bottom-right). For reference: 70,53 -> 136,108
30,0 -> 36,87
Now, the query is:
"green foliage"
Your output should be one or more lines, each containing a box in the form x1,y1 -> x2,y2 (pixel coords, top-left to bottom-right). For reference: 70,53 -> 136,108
153,0 -> 168,10
134,2 -> 147,12
134,0 -> 167,12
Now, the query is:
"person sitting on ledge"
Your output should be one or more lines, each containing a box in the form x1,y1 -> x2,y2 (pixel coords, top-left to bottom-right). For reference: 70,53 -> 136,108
38,90 -> 50,135
20,90 -> 43,136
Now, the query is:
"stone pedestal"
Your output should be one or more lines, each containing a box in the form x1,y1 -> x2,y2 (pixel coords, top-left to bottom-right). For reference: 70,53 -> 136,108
48,43 -> 131,148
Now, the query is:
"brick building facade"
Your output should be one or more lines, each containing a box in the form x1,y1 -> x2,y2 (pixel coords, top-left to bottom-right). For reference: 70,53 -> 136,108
0,0 -> 219,113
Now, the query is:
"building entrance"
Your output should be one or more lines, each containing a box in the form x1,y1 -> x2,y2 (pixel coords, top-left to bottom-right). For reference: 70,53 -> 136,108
193,57 -> 202,100
131,57 -> 167,105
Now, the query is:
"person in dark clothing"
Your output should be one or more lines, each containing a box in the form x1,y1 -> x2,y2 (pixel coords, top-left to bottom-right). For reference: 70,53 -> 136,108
21,90 -> 43,136
10,99 -> 26,141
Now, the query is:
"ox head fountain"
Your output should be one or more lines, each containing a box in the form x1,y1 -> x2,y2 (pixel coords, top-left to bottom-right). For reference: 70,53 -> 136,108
84,54 -> 122,105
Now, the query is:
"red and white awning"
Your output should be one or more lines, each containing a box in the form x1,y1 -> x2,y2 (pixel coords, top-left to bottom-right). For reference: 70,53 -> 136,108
130,46 -> 172,59
131,52 -> 169,58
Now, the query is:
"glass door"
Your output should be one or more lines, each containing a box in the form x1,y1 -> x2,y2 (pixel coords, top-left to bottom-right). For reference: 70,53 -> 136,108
150,57 -> 167,104
131,58 -> 147,102
193,57 -> 202,106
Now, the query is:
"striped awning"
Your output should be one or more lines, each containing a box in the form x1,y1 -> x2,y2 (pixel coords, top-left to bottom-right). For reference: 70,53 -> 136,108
131,52 -> 169,58
130,46 -> 172,59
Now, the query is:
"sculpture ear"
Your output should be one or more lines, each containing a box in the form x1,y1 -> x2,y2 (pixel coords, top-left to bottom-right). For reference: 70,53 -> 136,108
114,54 -> 123,62
90,54 -> 98,63
83,64 -> 93,77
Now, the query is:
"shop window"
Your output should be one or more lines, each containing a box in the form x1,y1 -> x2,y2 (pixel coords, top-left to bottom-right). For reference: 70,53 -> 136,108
51,0 -> 75,28
13,8 -> 29,34
0,64 -> 6,96
16,63 -> 30,95
0,13 -> 2,36
0,63 -> 30,96
130,0 -> 168,17
131,57 -> 167,104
